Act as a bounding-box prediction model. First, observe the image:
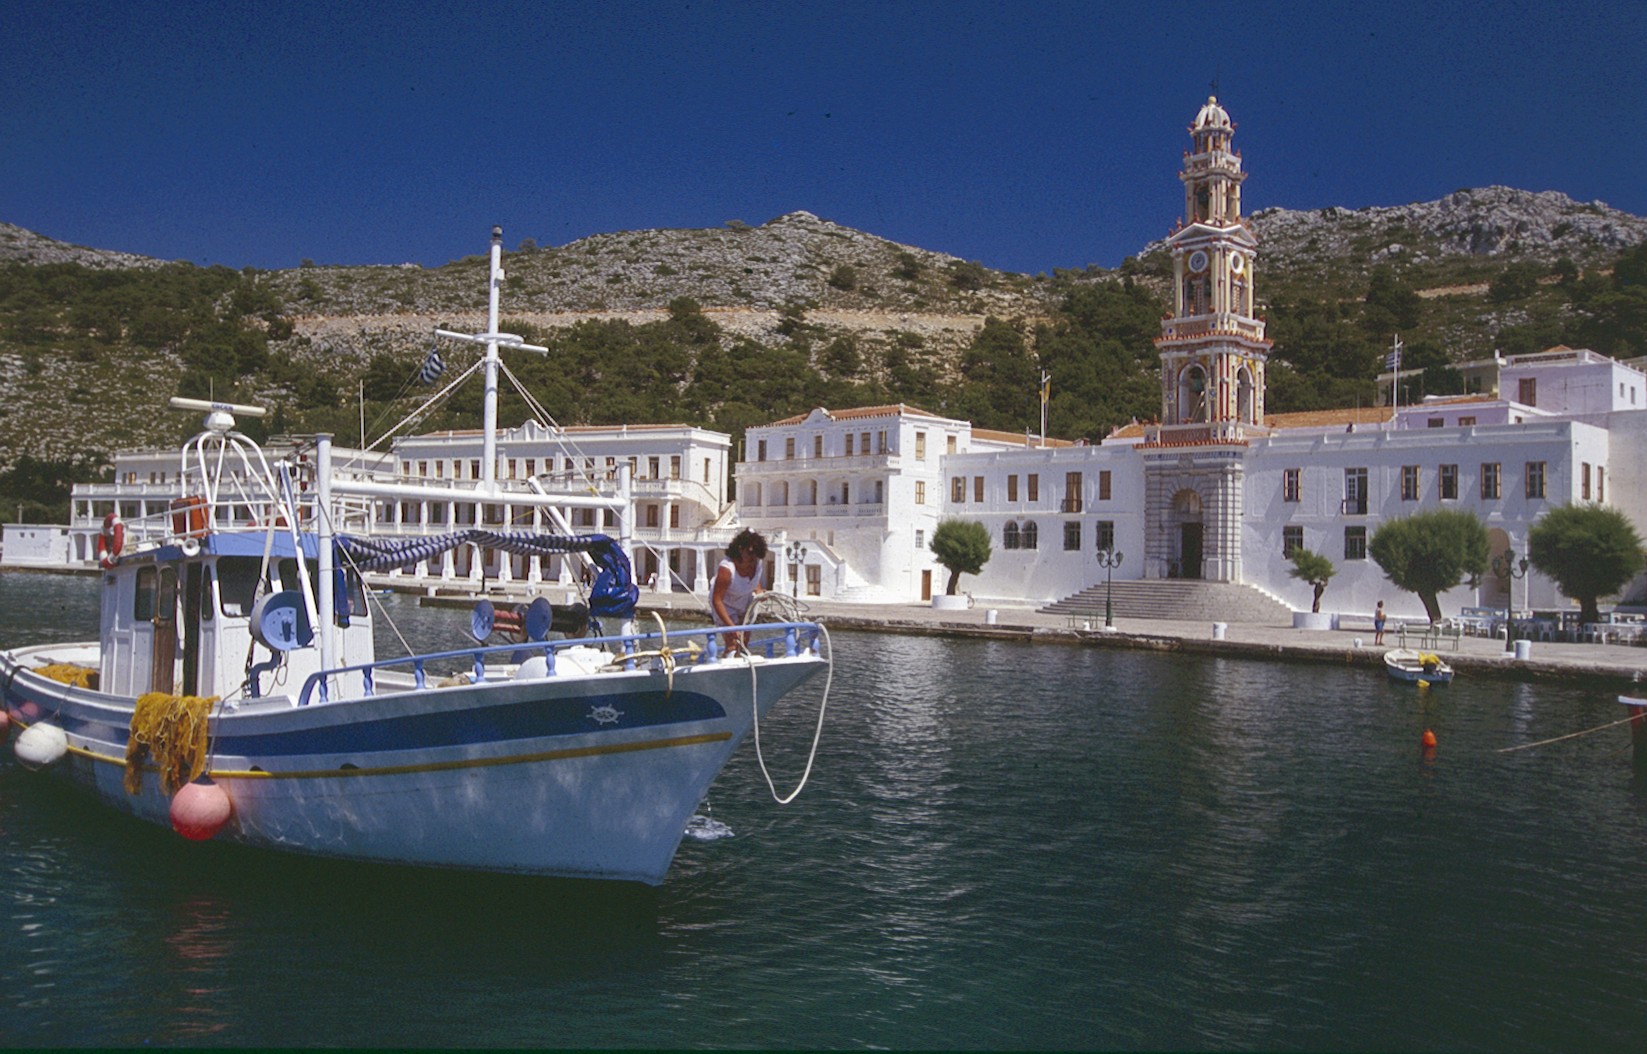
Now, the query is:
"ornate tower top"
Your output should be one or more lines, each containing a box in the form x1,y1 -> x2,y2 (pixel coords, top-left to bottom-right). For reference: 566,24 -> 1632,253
1181,96 -> 1246,228
1153,97 -> 1269,441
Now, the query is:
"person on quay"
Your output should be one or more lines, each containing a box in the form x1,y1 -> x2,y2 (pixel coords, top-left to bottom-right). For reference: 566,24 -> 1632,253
1374,600 -> 1387,646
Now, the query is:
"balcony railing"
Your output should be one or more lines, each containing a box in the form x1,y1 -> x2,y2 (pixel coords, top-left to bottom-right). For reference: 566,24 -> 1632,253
1340,497 -> 1369,516
1060,498 -> 1083,514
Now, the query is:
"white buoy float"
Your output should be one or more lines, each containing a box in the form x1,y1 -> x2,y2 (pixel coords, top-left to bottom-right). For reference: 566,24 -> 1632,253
15,723 -> 68,769
170,780 -> 233,841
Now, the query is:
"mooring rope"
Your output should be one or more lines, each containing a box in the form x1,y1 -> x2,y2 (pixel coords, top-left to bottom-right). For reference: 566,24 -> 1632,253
734,621 -> 833,805
1497,712 -> 1643,753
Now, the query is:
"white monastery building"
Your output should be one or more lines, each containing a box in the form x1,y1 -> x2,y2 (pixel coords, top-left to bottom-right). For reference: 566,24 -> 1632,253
736,97 -> 1647,623
11,97 -> 1645,626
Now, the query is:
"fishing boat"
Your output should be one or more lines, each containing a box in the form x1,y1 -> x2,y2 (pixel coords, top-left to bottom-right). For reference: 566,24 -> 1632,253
1383,648 -> 1454,685
0,228 -> 830,885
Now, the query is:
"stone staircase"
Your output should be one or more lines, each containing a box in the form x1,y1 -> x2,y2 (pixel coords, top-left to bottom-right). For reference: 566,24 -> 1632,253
1040,580 -> 1296,625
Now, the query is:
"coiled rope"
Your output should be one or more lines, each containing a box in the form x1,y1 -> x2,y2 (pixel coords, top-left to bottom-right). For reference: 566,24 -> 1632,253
603,613 -> 702,696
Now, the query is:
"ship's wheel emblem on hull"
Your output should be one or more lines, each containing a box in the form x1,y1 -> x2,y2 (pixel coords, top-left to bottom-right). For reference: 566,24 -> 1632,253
588,704 -> 623,725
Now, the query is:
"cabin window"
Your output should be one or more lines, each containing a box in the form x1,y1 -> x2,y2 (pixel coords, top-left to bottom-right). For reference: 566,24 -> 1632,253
215,559 -> 263,619
134,566 -> 157,622
199,566 -> 215,622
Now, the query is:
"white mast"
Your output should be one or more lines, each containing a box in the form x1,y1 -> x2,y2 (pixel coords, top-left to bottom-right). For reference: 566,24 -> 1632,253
433,226 -> 548,493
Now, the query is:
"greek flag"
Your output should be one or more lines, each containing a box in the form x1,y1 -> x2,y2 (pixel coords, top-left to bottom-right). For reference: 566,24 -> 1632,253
419,348 -> 445,385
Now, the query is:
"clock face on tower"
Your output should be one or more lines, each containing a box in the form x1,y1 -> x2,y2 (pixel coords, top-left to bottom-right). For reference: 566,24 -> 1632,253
1188,250 -> 1209,273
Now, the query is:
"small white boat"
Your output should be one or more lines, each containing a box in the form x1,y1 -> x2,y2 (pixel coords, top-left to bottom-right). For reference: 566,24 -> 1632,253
1384,648 -> 1454,685
1,229 -> 830,885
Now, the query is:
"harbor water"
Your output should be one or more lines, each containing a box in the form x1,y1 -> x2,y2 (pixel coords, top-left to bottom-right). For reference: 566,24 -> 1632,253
3,571 -> 1647,1049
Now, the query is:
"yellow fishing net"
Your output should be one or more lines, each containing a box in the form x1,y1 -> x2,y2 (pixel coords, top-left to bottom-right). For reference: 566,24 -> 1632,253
124,692 -> 219,796
34,663 -> 99,690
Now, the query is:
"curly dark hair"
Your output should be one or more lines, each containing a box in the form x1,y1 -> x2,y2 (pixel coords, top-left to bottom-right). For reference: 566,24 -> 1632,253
727,528 -> 768,561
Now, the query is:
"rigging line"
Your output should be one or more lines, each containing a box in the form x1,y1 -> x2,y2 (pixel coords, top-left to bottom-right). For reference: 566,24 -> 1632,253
312,485 -> 419,659
355,354 -> 434,457
361,356 -> 487,456
494,359 -> 607,494
1496,712 -> 1644,753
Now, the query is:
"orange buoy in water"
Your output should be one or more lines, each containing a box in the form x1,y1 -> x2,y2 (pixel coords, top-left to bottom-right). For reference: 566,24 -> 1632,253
1421,729 -> 1437,748
170,780 -> 232,841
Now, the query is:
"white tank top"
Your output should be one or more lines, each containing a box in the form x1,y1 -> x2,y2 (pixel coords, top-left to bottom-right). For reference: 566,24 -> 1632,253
715,558 -> 762,624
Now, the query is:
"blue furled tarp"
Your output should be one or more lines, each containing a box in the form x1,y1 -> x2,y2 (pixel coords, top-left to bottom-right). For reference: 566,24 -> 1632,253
335,530 -> 638,619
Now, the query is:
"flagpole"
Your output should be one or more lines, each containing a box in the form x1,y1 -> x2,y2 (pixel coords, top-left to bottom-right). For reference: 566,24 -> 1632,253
1389,335 -> 1402,426
1039,370 -> 1050,448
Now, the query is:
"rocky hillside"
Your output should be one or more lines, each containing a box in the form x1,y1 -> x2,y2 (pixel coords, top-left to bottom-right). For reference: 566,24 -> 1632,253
1245,187 -> 1647,278
1,187 -> 1644,483
0,221 -> 162,270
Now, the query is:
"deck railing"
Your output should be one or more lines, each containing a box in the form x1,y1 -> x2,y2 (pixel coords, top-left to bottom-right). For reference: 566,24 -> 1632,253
295,620 -> 823,706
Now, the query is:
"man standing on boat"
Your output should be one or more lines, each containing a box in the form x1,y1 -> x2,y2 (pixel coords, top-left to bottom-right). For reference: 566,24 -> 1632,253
712,529 -> 768,654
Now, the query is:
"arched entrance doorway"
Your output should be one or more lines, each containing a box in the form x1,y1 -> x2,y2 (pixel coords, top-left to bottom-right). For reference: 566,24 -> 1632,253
1170,488 -> 1204,579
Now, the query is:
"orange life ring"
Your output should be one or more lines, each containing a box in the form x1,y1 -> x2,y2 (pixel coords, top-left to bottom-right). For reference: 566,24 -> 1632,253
96,512 -> 125,569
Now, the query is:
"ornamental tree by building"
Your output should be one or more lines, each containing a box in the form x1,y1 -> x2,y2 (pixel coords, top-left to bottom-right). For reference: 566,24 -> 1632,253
1287,548 -> 1336,614
1527,503 -> 1646,625
929,519 -> 992,597
1369,508 -> 1491,623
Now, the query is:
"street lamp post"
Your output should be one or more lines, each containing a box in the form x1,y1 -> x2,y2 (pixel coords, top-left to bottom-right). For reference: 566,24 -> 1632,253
785,541 -> 808,599
1493,547 -> 1530,653
1096,548 -> 1124,630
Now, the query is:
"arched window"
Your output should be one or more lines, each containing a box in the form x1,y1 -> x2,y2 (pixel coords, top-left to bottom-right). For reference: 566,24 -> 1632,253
1178,365 -> 1209,423
1236,365 -> 1256,424
1003,521 -> 1021,550
1022,521 -> 1039,550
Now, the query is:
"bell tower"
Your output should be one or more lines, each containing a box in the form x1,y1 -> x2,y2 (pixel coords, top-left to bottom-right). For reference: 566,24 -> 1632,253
1156,96 -> 1270,435
1141,96 -> 1269,584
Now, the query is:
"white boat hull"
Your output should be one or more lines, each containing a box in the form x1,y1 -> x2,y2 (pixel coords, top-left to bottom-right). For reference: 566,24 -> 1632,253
1382,648 -> 1455,685
3,641 -> 823,884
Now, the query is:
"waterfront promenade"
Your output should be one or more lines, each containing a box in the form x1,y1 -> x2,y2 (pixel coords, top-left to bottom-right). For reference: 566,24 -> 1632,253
635,589 -> 1647,686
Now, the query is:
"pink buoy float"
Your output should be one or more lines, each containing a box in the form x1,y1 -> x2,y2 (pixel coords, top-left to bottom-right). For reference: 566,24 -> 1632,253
170,780 -> 233,841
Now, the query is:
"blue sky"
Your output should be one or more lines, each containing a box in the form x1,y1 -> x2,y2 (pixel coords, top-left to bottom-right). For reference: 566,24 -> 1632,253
3,0 -> 1643,275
